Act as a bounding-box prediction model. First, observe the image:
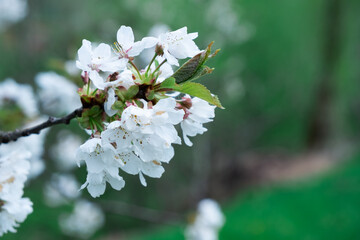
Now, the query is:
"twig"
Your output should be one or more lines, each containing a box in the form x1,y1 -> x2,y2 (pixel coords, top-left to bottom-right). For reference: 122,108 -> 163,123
0,107 -> 83,144
99,200 -> 184,225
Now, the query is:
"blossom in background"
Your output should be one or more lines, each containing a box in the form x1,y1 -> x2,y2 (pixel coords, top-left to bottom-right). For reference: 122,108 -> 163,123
59,200 -> 105,239
180,96 -> 216,146
157,27 -> 201,66
0,118 -> 48,179
0,151 -> 33,237
206,0 -> 254,45
76,39 -> 127,90
0,80 -> 46,179
64,60 -> 81,76
0,79 -> 39,118
35,72 -> 81,115
43,174 -> 81,207
0,0 -> 27,31
185,199 -> 225,240
50,131 -> 82,171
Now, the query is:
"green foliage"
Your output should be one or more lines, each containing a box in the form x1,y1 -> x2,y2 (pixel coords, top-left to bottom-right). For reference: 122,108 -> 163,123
115,85 -> 139,102
171,42 -> 219,84
158,78 -> 223,108
77,105 -> 103,131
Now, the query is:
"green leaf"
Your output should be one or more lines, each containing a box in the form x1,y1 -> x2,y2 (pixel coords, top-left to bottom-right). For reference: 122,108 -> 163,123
77,105 -> 104,130
159,77 -> 177,89
158,78 -> 223,108
171,42 -> 220,84
123,85 -> 139,99
174,82 -> 223,109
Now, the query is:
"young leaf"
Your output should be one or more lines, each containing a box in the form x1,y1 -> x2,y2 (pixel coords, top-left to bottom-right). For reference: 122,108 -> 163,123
157,78 -> 223,108
171,42 -> 219,84
172,82 -> 223,109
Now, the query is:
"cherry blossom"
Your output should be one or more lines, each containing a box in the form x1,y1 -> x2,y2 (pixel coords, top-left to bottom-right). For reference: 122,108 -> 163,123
76,39 -> 127,90
157,27 -> 201,66
116,25 -> 158,58
180,96 -> 216,146
76,138 -> 125,198
0,151 -> 33,237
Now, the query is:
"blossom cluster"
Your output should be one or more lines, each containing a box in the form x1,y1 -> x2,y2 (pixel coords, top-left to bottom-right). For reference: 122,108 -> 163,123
75,25 -> 222,197
0,151 -> 33,237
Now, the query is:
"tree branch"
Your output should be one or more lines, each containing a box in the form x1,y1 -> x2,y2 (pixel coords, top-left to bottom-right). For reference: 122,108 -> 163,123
0,107 -> 83,144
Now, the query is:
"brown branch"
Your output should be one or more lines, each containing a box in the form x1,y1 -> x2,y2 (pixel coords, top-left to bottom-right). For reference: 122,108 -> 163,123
0,107 -> 83,144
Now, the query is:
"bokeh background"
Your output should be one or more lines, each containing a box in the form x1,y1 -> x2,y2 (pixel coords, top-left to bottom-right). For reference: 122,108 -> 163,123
1,0 -> 360,239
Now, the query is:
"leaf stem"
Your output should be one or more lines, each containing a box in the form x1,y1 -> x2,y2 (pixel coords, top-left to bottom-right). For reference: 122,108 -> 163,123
153,59 -> 167,74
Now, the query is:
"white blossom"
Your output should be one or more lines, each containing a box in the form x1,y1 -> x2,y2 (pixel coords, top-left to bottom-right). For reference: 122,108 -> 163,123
140,23 -> 171,63
0,151 -> 33,237
185,199 -> 225,240
0,78 -> 39,118
116,25 -> 157,58
104,69 -> 135,117
180,97 -> 216,146
76,39 -> 127,90
76,138 -> 125,198
0,0 -> 27,31
99,98 -> 184,187
120,98 -> 184,162
0,118 -> 48,179
59,200 -> 104,239
101,121 -> 165,187
158,27 -> 201,66
35,71 -> 81,115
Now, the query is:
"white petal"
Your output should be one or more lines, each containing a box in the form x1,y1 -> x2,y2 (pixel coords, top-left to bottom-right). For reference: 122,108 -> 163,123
89,70 -> 106,90
116,25 -> 135,50
107,175 -> 125,191
141,161 -> 165,178
93,43 -> 111,60
139,172 -> 147,187
86,155 -> 105,173
87,183 -> 106,198
77,39 -> 92,66
164,50 -> 179,66
104,88 -> 118,117
141,37 -> 158,48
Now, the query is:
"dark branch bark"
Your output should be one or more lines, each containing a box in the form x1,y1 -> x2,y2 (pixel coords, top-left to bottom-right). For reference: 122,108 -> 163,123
0,107 -> 83,144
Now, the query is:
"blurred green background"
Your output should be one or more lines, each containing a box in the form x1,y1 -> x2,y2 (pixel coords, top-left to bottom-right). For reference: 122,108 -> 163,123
1,0 -> 360,239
